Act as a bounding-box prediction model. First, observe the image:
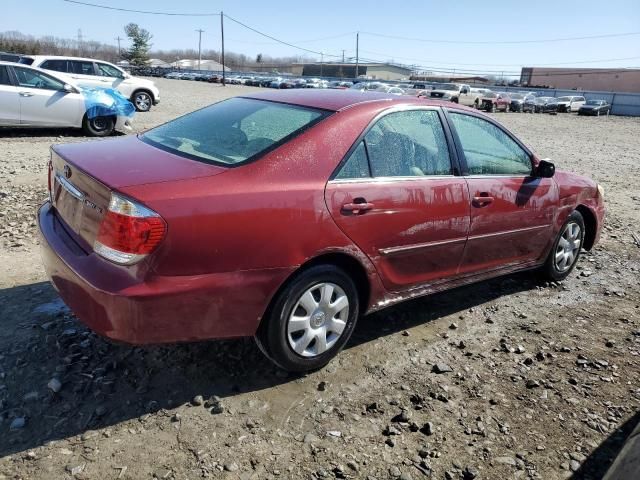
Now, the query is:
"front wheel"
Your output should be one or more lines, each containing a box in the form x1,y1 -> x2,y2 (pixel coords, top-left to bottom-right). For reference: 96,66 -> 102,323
82,115 -> 115,137
566,106 -> 572,113
255,265 -> 359,372
541,210 -> 585,281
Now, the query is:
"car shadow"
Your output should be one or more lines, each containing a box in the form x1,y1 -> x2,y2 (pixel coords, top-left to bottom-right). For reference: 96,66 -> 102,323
570,410 -> 640,480
0,271 -> 541,457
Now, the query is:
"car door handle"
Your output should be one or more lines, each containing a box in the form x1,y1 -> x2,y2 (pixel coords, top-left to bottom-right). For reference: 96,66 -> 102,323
100,79 -> 110,82
341,201 -> 374,215
19,91 -> 34,97
472,195 -> 494,206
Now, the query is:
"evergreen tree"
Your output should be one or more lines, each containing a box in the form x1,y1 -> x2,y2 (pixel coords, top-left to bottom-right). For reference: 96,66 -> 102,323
123,23 -> 152,66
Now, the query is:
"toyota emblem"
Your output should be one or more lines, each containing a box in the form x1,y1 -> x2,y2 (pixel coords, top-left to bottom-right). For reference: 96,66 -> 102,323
63,165 -> 72,179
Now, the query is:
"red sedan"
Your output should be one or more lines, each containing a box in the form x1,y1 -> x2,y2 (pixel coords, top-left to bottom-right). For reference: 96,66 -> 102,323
38,90 -> 605,372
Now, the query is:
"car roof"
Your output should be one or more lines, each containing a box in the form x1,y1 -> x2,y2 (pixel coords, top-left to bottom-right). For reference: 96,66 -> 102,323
240,89 -> 453,112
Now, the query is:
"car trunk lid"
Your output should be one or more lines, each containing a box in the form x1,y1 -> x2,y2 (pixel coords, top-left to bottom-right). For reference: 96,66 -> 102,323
50,136 -> 227,252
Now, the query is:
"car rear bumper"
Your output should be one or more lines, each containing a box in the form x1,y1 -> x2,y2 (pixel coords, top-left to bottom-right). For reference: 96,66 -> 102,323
38,202 -> 293,344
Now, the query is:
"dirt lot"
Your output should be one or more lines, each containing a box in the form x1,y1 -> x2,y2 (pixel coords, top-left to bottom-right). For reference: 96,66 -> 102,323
0,78 -> 639,480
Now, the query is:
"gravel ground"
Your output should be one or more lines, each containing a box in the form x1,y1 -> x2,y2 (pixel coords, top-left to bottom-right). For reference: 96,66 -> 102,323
0,78 -> 639,480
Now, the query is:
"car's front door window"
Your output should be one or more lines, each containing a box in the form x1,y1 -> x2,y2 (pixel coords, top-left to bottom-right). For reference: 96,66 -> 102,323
363,109 -> 452,177
13,67 -> 64,91
449,112 -> 532,176
96,63 -> 123,78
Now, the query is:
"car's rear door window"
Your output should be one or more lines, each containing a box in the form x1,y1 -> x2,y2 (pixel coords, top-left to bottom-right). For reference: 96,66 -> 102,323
142,97 -> 329,166
449,112 -> 532,175
0,66 -> 12,85
364,110 -> 452,177
69,60 -> 95,75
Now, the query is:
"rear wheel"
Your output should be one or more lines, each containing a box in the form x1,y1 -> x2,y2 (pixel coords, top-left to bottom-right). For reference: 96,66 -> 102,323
132,90 -> 153,112
82,115 -> 115,137
566,106 -> 572,113
255,265 -> 359,372
541,210 -> 585,281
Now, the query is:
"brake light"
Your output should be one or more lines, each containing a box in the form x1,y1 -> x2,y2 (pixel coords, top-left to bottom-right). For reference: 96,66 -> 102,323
94,193 -> 166,265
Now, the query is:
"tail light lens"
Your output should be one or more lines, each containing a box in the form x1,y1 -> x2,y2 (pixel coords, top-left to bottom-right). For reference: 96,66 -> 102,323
94,193 -> 166,265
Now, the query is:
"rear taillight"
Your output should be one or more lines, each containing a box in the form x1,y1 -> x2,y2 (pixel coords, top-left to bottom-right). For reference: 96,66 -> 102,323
94,193 -> 166,265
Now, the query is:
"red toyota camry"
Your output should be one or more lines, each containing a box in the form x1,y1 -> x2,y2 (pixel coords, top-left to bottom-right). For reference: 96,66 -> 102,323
38,90 -> 605,372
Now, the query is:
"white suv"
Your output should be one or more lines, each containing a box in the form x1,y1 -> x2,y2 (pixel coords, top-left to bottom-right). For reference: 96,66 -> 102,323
19,55 -> 160,112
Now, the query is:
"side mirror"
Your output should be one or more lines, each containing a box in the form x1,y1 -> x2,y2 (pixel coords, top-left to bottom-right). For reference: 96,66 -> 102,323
63,84 -> 77,94
536,159 -> 555,178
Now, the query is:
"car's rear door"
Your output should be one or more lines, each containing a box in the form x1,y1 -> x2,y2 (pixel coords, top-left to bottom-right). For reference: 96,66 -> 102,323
444,109 -> 557,275
325,107 -> 470,291
0,65 -> 20,125
67,59 -> 103,89
12,66 -> 83,127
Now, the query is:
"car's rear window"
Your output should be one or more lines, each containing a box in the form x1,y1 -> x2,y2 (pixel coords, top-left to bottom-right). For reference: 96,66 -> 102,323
142,97 -> 329,166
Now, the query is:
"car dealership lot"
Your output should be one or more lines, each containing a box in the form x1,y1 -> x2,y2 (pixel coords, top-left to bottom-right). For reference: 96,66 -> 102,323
0,78 -> 639,479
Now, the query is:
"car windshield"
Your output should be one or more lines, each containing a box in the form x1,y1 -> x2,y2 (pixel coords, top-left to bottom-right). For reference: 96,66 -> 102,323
510,93 -> 525,99
436,83 -> 458,91
484,92 -> 498,98
557,96 -> 572,102
586,100 -> 603,105
142,97 -> 329,166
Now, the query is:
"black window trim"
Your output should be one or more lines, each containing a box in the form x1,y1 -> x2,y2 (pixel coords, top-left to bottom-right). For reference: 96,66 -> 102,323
0,64 -> 17,87
441,107 -> 535,178
328,105 -> 463,182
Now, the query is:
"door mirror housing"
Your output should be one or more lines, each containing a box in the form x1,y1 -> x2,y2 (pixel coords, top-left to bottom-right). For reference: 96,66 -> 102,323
62,83 -> 78,94
536,159 -> 555,178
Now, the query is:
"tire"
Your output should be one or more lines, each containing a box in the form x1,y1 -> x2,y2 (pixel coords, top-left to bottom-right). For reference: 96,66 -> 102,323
82,115 -> 115,137
566,106 -> 572,113
132,90 -> 153,112
451,97 -> 459,104
255,265 -> 360,372
541,210 -> 585,281
488,102 -> 495,113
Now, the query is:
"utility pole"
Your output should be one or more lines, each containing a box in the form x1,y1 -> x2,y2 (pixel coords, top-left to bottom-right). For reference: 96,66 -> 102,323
77,29 -> 84,56
195,29 -> 204,70
320,52 -> 324,77
342,50 -> 345,63
355,32 -> 359,79
220,12 -> 226,86
115,36 -> 123,57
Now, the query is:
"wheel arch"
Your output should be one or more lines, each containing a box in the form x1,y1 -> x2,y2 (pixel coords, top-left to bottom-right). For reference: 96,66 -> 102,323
258,251 -> 371,331
575,204 -> 597,250
131,88 -> 155,101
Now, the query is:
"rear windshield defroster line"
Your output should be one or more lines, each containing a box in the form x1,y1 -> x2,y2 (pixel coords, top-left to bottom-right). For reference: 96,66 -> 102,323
141,97 -> 332,168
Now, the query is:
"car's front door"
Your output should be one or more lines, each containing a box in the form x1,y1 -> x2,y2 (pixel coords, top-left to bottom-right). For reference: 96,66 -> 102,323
325,108 -> 470,291
12,66 -> 83,127
0,65 -> 20,125
446,110 -> 557,275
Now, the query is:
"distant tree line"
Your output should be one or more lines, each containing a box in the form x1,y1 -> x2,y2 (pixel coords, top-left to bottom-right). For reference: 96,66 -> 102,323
0,29 -> 313,68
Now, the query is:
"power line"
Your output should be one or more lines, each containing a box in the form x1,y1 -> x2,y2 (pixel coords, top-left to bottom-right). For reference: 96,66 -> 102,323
360,30 -> 640,45
222,13 -> 342,59
62,0 -> 220,16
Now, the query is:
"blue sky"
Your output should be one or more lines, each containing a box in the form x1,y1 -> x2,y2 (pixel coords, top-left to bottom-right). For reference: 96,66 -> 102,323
3,0 -> 640,75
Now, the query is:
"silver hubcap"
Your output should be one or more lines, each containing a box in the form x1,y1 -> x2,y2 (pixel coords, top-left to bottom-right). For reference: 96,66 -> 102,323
554,222 -> 582,272
287,282 -> 349,358
91,117 -> 108,131
135,93 -> 151,110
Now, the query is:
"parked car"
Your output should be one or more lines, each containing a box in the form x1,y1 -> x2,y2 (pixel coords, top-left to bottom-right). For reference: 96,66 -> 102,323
0,51 -> 22,62
328,81 -> 352,89
522,94 -> 539,113
38,90 -> 605,372
20,55 -> 160,112
509,93 -> 536,112
428,83 -> 482,107
0,61 -> 133,136
556,96 -> 586,113
578,99 -> 611,116
480,91 -> 511,112
532,96 -> 554,113
540,97 -> 559,113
